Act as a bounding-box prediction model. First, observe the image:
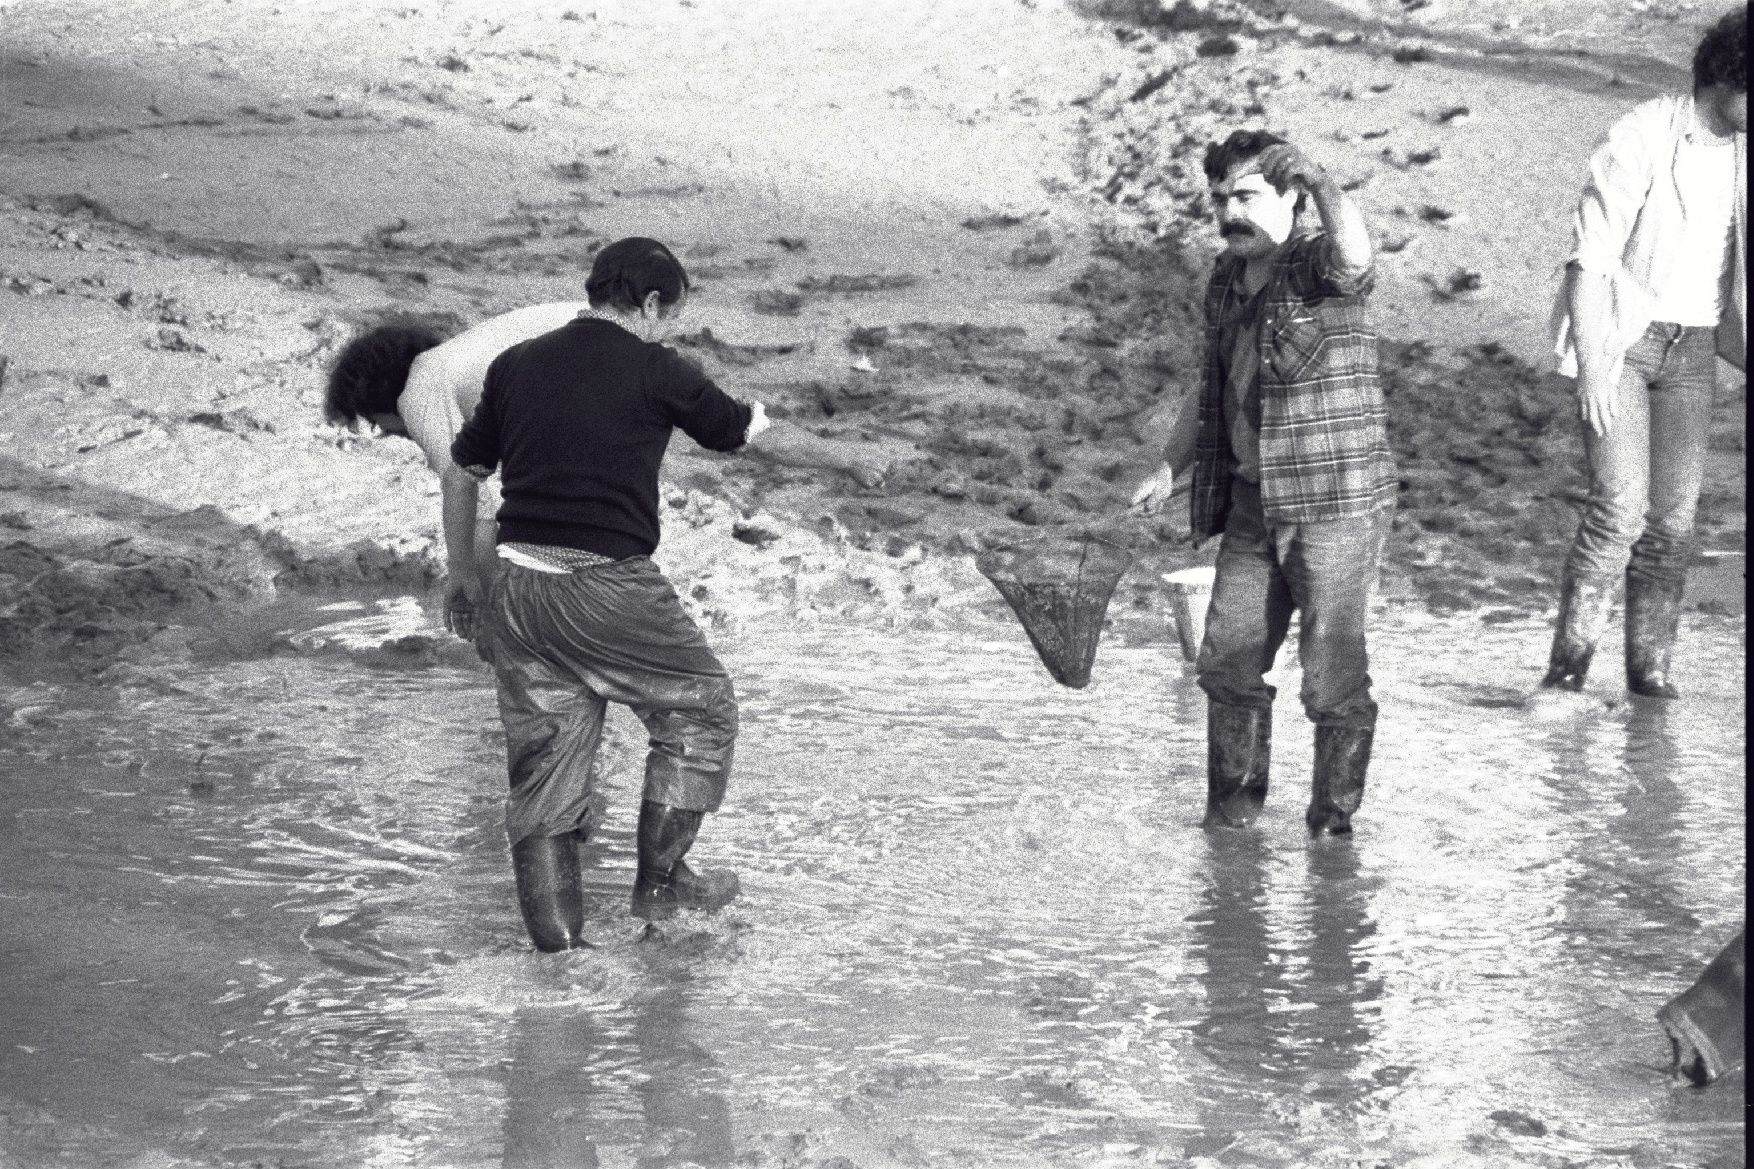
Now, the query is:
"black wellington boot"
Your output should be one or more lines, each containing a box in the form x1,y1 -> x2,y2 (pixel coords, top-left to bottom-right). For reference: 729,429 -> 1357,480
1625,570 -> 1684,699
631,800 -> 741,921
1203,701 -> 1271,829
511,830 -> 586,952
1540,573 -> 1617,691
1658,927 -> 1745,1086
1308,723 -> 1374,836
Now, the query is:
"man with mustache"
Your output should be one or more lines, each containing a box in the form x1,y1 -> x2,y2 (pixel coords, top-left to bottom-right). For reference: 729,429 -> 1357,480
1132,130 -> 1395,836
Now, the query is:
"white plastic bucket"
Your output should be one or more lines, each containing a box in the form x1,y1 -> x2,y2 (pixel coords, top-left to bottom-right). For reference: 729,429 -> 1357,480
1162,566 -> 1216,662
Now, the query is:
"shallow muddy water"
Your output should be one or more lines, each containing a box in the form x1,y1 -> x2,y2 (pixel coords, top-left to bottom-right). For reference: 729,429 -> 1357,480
0,600 -> 1744,1168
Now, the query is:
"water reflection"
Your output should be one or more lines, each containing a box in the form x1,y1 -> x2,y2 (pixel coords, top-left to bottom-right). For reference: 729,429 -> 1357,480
503,1007 -> 604,1169
1546,703 -> 1700,978
502,981 -> 734,1168
1190,834 -> 1382,1135
0,612 -> 1743,1166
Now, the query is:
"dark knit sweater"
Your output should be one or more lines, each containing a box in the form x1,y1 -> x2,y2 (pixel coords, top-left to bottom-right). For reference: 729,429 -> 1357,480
451,317 -> 751,560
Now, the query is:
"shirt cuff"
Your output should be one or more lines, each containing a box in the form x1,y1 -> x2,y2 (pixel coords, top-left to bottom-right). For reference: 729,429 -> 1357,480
743,400 -> 771,445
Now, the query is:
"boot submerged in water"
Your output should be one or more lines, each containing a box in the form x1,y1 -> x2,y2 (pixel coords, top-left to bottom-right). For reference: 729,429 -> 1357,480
1308,723 -> 1373,836
1625,570 -> 1683,699
1204,701 -> 1270,829
632,800 -> 741,921
1541,573 -> 1617,691
1658,927 -> 1745,1086
512,829 -> 587,952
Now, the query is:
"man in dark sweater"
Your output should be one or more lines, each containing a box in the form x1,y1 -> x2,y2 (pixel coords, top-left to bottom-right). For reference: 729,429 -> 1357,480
451,237 -> 887,951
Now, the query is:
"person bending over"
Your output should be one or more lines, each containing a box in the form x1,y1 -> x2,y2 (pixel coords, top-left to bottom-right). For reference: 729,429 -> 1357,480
450,237 -> 889,951
324,296 -> 887,645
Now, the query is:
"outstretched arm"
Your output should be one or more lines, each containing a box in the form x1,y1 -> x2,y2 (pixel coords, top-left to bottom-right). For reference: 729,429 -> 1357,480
740,404 -> 891,487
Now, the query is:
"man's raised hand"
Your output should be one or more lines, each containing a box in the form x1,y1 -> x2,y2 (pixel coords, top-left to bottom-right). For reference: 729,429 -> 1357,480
1255,142 -> 1328,195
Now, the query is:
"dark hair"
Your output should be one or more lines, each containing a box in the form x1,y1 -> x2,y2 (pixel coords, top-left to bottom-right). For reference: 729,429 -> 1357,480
585,236 -> 690,312
1694,5 -> 1747,92
1202,128 -> 1307,214
324,321 -> 448,426
1202,128 -> 1289,185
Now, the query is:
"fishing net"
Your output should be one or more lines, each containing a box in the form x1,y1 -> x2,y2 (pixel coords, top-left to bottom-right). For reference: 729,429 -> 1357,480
977,536 -> 1134,689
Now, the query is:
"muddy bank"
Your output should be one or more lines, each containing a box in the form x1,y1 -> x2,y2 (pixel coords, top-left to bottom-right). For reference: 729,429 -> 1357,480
0,0 -> 1743,680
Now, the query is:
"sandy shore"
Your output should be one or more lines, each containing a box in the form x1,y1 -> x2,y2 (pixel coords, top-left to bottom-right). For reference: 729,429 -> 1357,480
0,0 -> 1743,675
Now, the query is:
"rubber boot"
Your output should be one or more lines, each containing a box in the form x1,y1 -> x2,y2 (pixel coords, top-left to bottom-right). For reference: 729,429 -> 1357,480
1540,573 -> 1616,691
1308,723 -> 1374,836
1625,570 -> 1683,699
511,830 -> 586,952
1203,701 -> 1270,829
631,800 -> 741,921
1658,927 -> 1745,1087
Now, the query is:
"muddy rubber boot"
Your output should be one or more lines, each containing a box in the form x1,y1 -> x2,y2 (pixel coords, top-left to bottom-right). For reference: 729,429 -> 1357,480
1541,574 -> 1617,691
512,830 -> 586,952
1203,701 -> 1271,829
1307,723 -> 1374,836
1658,927 -> 1745,1087
631,800 -> 741,921
1625,571 -> 1683,699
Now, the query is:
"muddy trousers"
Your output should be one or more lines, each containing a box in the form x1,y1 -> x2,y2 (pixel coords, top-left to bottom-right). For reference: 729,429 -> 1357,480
1549,323 -> 1716,693
1196,478 -> 1386,728
485,557 -> 738,848
1196,479 -> 1386,831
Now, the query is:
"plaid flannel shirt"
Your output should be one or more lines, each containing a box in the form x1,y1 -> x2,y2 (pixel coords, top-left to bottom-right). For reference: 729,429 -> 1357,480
1189,231 -> 1397,539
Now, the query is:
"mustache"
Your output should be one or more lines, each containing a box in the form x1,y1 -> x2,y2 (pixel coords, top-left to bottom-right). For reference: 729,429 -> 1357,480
1220,223 -> 1256,239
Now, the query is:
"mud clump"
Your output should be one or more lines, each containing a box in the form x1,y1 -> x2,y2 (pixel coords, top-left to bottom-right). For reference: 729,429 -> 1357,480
0,501 -> 444,672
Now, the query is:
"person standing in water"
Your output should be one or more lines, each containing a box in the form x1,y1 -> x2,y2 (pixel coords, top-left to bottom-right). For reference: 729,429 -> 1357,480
1131,129 -> 1395,836
449,238 -> 897,951
1541,5 -> 1746,700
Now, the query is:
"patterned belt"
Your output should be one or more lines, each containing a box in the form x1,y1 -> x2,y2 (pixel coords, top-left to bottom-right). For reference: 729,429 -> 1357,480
501,542 -> 620,572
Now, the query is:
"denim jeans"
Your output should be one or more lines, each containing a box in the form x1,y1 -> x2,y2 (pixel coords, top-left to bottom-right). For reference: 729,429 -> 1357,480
483,557 -> 738,847
1195,478 -> 1387,728
1564,321 -> 1718,587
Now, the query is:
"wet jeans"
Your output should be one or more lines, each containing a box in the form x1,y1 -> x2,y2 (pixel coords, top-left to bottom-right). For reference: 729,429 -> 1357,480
1564,321 -> 1717,587
1196,478 -> 1386,728
484,557 -> 738,847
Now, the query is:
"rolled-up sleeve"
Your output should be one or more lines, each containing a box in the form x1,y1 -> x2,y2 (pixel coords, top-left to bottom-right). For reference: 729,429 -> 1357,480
648,346 -> 753,452
1569,104 -> 1657,274
1294,234 -> 1375,299
450,351 -> 507,479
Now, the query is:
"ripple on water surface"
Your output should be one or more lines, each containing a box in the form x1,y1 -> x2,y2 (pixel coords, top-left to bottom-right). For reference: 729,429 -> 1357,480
0,605 -> 1742,1166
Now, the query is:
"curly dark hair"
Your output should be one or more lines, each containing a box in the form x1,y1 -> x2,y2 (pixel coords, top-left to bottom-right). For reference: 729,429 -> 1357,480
324,321 -> 448,426
1693,4 -> 1747,93
1201,128 -> 1308,215
1201,128 -> 1290,185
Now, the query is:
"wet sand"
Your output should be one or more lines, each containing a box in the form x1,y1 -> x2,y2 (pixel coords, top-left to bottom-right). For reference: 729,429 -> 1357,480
0,0 -> 1742,667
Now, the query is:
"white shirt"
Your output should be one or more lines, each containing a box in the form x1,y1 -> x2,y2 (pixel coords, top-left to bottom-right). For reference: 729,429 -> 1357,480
1551,93 -> 1748,379
1650,104 -> 1740,326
